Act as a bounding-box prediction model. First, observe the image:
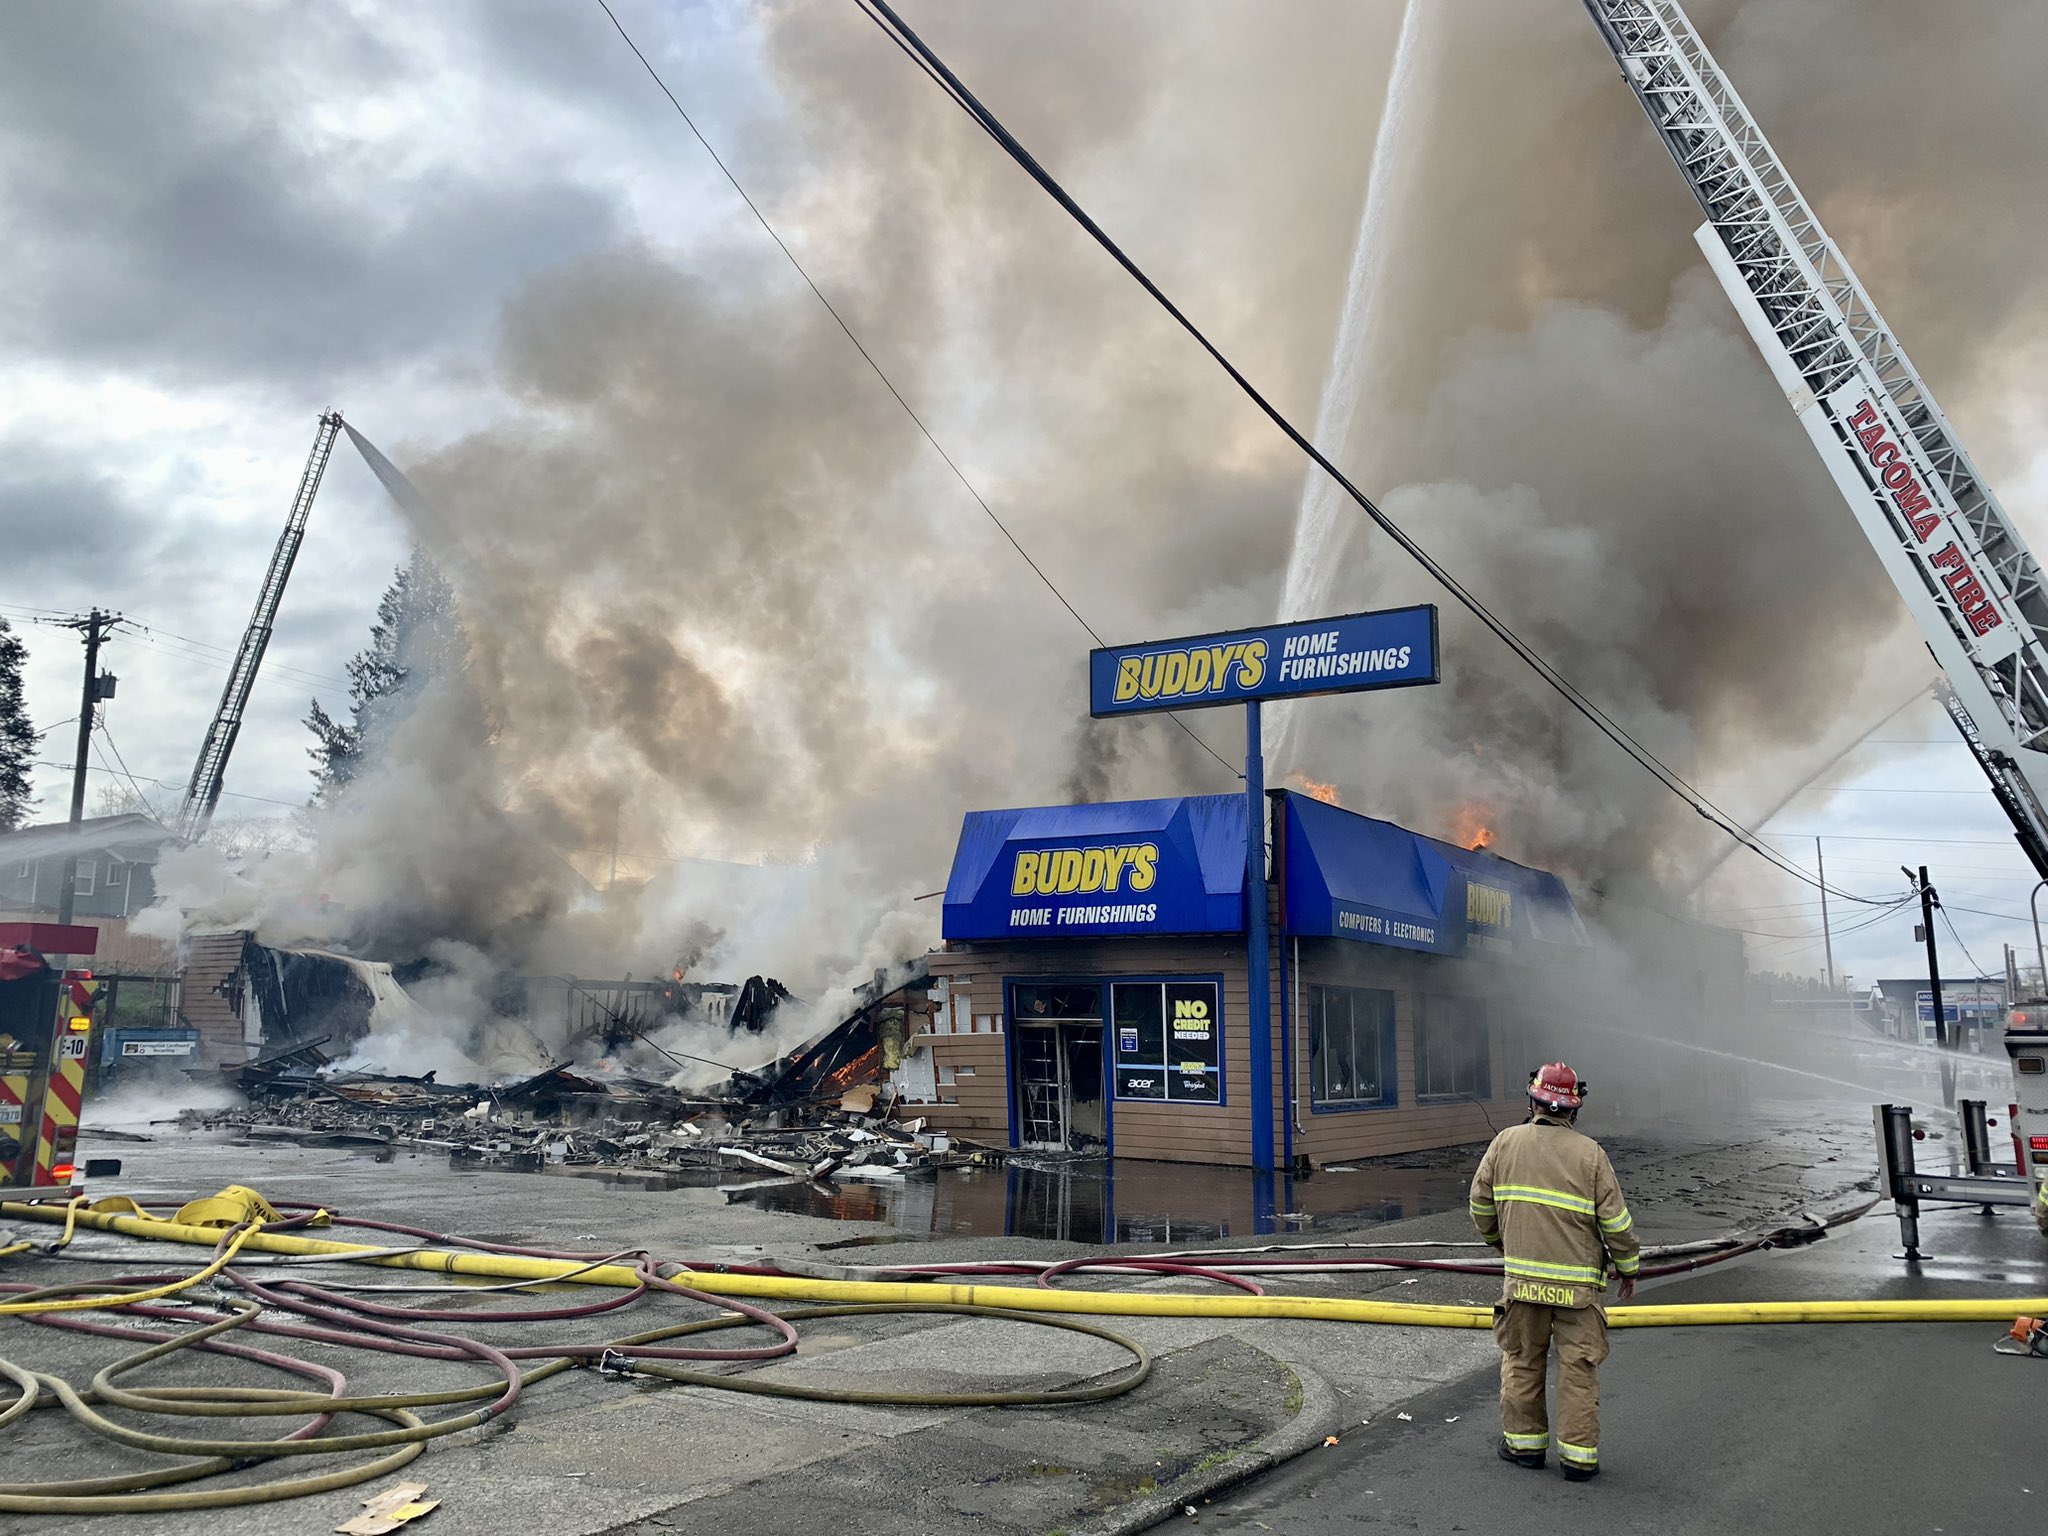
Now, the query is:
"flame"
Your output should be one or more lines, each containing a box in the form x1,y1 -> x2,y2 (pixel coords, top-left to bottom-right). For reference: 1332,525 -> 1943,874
1288,772 -> 1340,806
1450,804 -> 1496,851
824,1046 -> 882,1094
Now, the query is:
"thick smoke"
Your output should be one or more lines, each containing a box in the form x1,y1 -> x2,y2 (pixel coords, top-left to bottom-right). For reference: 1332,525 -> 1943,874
1263,0 -> 2048,908
146,0 -> 2048,1045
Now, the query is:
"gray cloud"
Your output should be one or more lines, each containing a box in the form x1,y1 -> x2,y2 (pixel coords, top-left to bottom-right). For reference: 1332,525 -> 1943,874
0,3 -> 622,383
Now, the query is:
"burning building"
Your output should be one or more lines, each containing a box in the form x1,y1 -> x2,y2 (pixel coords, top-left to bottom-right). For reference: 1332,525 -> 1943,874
905,788 -> 1733,1168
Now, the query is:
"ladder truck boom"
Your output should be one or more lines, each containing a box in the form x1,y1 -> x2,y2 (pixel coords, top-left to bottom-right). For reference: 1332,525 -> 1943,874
173,411 -> 343,842
1584,0 -> 2048,878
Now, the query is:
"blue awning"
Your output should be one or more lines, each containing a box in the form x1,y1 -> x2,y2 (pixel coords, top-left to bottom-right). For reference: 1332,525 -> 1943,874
943,795 -> 1247,940
1282,795 -> 1586,957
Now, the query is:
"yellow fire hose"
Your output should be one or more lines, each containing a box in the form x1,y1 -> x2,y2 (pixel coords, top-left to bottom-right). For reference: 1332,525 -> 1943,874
0,1221 -> 257,1315
6,1195 -> 2044,1329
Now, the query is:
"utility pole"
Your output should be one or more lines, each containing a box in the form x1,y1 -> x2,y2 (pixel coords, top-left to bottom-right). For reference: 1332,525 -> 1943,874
1906,862 -> 1954,1108
1914,865 -> 1945,1048
1816,836 -> 1835,992
55,610 -> 119,928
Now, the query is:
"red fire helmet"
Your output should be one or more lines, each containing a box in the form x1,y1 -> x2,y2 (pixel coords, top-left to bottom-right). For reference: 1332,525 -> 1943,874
1528,1061 -> 1586,1112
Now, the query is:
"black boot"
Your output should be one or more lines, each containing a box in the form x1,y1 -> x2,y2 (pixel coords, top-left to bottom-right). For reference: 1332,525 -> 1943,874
1497,1439 -> 1546,1470
1561,1460 -> 1601,1483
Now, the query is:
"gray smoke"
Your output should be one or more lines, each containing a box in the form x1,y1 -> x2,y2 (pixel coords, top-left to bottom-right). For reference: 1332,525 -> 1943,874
1261,0 -> 2048,905
145,0 -> 2048,1016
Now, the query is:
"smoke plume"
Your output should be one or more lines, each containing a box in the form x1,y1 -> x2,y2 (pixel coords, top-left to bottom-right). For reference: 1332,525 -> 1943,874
145,0 -> 2048,1036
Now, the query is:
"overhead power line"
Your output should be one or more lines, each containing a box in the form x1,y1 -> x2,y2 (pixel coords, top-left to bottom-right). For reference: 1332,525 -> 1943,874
590,0 -> 1240,786
844,0 -> 1896,907
1937,906 -> 1992,979
27,759 -> 302,812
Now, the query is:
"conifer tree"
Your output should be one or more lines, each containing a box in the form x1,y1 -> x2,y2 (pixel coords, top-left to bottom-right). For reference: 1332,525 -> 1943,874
0,617 -> 35,832
306,551 -> 463,796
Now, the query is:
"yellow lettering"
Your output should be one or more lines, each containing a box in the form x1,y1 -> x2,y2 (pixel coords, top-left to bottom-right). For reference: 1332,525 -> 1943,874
1173,997 -> 1209,1020
1101,846 -> 1130,892
1054,849 -> 1085,893
1139,654 -> 1166,699
1209,646 -> 1235,691
1079,847 -> 1107,893
1466,885 -> 1513,927
1129,844 -> 1158,892
1114,656 -> 1141,702
1237,640 -> 1266,689
1184,649 -> 1212,694
1012,852 -> 1040,896
1159,650 -> 1189,697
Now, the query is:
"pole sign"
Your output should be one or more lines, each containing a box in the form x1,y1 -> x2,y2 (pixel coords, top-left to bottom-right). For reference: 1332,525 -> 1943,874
1916,987 -> 2003,1024
1089,605 -> 1439,717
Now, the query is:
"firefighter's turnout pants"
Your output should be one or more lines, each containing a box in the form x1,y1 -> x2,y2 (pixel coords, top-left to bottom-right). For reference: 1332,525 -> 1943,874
1493,1297 -> 1608,1470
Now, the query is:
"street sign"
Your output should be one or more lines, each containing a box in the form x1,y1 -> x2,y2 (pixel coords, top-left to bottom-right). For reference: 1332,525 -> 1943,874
1088,605 -> 1439,717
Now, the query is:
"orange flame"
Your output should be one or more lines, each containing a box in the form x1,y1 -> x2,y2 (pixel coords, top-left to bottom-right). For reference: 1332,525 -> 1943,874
1288,772 -> 1340,806
1450,804 -> 1496,851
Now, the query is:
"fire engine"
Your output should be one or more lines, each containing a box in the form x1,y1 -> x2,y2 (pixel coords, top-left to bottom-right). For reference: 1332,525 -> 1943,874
0,922 -> 104,1194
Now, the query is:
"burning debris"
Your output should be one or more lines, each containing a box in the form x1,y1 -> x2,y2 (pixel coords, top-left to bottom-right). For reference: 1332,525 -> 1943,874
181,960 -> 1000,1184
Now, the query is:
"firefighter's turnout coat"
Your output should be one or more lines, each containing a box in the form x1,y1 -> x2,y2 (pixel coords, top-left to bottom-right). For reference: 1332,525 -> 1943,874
1469,1114 -> 1641,1307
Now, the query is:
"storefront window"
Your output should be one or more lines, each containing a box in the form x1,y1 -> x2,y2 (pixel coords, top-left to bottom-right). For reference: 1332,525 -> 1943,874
1111,980 -> 1222,1103
1416,994 -> 1489,1101
1011,983 -> 1103,1021
1308,985 -> 1396,1109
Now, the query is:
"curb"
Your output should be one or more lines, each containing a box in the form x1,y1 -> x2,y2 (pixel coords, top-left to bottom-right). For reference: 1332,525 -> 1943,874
1069,1344 -> 1342,1536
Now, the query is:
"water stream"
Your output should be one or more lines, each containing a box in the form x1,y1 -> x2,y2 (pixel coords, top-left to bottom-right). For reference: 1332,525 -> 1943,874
1272,0 -> 1431,764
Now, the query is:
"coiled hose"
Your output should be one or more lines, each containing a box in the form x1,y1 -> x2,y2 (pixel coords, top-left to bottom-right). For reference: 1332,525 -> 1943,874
2,1186 -> 2043,1518
0,1194 -> 1156,1517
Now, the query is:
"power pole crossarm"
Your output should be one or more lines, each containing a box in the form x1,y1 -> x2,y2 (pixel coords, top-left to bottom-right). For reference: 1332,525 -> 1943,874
174,411 -> 343,843
1584,1 -> 2048,879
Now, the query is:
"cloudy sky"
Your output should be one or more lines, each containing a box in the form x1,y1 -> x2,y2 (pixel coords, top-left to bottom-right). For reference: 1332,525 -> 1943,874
3,0 -> 2044,991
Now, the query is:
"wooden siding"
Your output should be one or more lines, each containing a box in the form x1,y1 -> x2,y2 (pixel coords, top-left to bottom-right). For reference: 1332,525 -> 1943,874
1287,939 -> 1522,1167
180,930 -> 252,1069
929,932 -> 1262,1166
927,889 -> 1584,1168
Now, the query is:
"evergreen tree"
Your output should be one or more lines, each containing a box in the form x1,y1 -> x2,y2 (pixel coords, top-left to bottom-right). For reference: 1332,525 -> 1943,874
0,617 -> 34,832
306,551 -> 464,797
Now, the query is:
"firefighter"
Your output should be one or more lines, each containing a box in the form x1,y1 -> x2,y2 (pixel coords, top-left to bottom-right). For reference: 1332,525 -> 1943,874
1468,1061 -> 1640,1482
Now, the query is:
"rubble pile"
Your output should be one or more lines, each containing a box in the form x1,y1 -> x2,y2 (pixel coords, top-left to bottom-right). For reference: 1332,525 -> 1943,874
171,959 -> 995,1184
178,1088 -> 1000,1182
182,1051 -> 999,1184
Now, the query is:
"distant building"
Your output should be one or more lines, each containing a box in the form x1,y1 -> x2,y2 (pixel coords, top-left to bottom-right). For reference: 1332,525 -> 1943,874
0,814 -> 180,977
1871,975 -> 2007,1048
0,815 -> 196,1079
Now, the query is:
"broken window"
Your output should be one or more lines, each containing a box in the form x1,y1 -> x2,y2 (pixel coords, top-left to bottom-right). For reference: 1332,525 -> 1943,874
1010,982 -> 1105,1151
1416,993 -> 1489,1101
1309,985 -> 1395,1109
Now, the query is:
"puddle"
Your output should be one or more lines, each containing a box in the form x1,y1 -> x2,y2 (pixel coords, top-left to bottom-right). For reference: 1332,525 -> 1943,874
727,1158 -> 1470,1243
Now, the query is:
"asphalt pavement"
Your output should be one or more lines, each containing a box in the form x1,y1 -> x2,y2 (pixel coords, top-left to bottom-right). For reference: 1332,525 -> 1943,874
1155,1201 -> 2048,1536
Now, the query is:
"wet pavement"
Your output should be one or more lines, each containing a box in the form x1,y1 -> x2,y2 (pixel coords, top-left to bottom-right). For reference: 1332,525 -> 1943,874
730,1157 -> 1473,1243
1154,1200 -> 2048,1536
13,1074 -> 1963,1536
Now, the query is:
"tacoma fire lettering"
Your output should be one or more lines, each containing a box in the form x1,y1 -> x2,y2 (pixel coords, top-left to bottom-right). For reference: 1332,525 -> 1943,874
1838,394 -> 2004,638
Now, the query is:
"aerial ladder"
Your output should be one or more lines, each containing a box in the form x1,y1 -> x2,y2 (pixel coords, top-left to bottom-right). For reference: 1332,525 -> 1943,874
1583,0 -> 2048,881
1584,1 -> 2048,1238
173,411 -> 343,841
